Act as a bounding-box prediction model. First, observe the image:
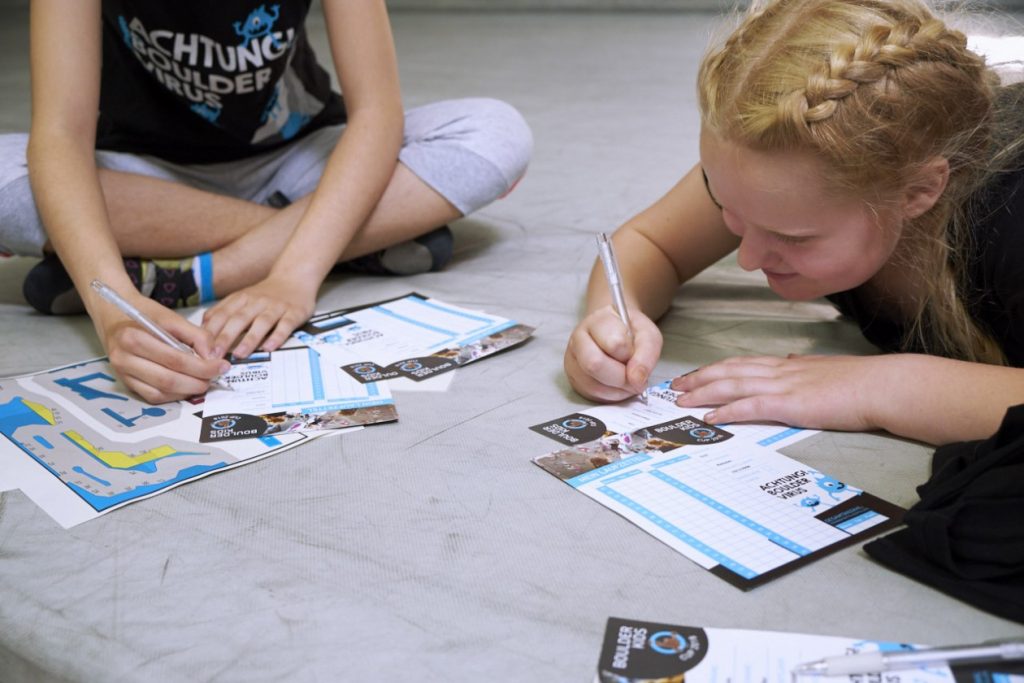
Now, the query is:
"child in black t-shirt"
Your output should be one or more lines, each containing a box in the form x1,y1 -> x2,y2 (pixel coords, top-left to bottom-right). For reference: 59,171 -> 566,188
1,0 -> 531,403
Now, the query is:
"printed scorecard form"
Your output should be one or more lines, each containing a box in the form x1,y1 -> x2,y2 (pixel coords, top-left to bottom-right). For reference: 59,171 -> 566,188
294,293 -> 534,388
295,293 -> 522,365
593,617 -> 1000,683
586,444 -> 899,587
197,293 -> 533,441
532,384 -> 904,589
205,346 -> 388,416
201,344 -> 395,442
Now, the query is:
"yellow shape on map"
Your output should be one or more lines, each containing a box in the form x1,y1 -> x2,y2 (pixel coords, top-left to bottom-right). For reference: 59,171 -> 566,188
22,398 -> 56,426
64,430 -> 177,469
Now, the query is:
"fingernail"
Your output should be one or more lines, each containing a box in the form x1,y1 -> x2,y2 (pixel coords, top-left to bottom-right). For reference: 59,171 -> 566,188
218,361 -> 231,374
705,410 -> 718,422
212,347 -> 224,359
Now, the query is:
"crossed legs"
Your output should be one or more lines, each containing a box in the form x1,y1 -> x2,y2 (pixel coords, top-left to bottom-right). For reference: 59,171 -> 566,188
95,161 -> 462,297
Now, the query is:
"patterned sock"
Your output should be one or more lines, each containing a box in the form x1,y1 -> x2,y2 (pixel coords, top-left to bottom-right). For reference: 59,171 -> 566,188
124,252 -> 215,309
23,252 -> 215,316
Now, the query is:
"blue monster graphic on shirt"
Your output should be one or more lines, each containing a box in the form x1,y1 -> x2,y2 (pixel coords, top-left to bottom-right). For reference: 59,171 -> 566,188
234,5 -> 283,48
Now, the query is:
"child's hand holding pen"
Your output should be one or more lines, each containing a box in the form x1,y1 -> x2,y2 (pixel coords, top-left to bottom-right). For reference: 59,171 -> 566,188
91,280 -> 233,403
563,234 -> 662,403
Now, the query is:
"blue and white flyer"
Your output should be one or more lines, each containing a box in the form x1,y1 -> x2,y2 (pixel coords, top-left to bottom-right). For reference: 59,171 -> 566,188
531,387 -> 904,589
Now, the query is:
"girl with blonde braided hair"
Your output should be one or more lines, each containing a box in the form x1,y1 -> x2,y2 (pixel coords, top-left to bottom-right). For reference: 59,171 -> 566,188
565,0 -> 1024,445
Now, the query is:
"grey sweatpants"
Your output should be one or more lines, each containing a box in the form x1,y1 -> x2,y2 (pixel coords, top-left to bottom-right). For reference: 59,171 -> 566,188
0,97 -> 532,257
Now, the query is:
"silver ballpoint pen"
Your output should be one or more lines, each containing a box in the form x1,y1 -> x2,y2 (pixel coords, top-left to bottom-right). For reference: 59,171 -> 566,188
793,640 -> 1024,677
91,279 -> 233,392
596,233 -> 649,404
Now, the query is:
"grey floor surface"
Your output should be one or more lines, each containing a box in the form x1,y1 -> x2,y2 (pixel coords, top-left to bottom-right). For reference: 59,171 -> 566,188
1,8 -> 1023,683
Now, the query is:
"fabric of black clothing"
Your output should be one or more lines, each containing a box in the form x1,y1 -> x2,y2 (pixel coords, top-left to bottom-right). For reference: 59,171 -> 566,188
826,132 -> 1024,367
863,404 -> 1024,624
97,0 -> 346,163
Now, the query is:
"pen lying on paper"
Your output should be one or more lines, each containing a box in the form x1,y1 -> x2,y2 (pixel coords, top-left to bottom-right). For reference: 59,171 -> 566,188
90,279 -> 233,392
793,640 -> 1024,677
596,232 -> 649,404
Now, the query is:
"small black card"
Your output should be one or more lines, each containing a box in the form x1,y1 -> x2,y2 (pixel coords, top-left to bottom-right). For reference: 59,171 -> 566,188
528,413 -> 608,446
596,617 -> 709,682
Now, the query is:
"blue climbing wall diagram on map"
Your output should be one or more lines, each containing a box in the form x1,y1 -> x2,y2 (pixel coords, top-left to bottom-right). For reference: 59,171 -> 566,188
0,359 -> 234,511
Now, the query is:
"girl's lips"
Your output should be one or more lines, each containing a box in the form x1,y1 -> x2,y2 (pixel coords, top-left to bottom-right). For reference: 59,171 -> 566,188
763,269 -> 797,281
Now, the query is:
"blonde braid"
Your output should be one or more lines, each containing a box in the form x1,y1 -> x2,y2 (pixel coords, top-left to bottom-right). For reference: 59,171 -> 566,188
785,19 -> 974,128
699,0 -> 1012,365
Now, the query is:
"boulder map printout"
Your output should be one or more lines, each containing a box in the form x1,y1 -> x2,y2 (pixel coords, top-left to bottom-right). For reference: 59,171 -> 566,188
0,358 -> 314,527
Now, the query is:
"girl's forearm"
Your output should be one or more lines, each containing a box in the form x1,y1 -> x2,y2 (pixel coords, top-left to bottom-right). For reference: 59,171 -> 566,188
867,354 -> 1024,444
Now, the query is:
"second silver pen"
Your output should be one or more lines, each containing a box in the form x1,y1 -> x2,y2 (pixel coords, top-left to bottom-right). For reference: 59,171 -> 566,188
793,640 -> 1024,677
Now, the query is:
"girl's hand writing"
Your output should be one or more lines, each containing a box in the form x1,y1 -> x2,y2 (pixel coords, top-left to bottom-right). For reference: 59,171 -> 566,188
565,305 -> 662,402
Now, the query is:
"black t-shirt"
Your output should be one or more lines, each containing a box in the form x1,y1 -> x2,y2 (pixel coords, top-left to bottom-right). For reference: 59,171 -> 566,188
826,159 -> 1024,367
96,0 -> 346,163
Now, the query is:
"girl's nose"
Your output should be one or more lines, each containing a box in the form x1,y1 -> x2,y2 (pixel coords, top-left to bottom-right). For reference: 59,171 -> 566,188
736,228 -> 775,272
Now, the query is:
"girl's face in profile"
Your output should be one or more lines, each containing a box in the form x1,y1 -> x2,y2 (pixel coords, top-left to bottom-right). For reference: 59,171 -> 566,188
699,131 -> 904,301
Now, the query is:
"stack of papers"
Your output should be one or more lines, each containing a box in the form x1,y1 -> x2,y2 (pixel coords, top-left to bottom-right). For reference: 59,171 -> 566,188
0,293 -> 532,526
200,293 -> 533,441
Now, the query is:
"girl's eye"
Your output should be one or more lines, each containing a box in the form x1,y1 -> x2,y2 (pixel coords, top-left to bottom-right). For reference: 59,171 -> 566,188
771,232 -> 811,245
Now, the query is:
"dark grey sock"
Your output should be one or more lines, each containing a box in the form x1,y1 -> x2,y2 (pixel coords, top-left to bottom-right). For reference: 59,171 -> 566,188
22,253 -> 84,315
267,189 -> 455,277
343,226 -> 455,276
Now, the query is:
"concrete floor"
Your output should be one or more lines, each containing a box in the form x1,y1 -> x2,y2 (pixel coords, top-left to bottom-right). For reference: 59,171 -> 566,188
2,8 -> 1022,683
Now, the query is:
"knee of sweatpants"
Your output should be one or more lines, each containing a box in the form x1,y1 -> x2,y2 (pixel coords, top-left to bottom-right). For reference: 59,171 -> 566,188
400,97 -> 534,215
0,175 -> 46,257
456,97 -> 533,194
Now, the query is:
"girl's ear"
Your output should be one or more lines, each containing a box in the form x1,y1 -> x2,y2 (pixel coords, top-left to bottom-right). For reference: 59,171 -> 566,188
901,156 -> 950,220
